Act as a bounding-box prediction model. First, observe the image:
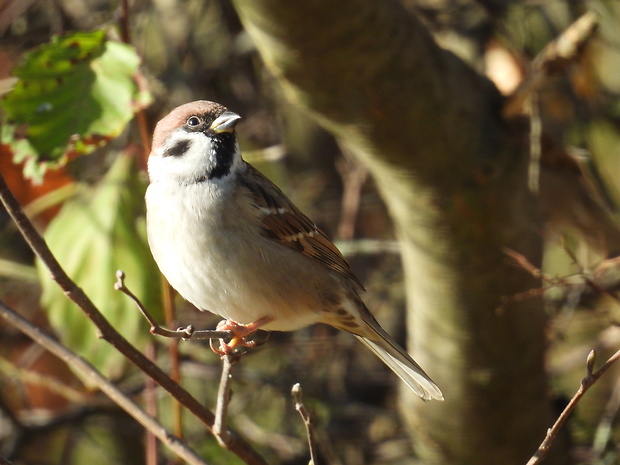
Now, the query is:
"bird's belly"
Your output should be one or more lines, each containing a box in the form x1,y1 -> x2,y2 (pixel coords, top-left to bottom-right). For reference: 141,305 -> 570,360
146,190 -> 326,331
165,242 -> 324,330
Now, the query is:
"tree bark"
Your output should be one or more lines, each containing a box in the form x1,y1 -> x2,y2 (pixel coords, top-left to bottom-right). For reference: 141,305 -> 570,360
230,0 -> 568,463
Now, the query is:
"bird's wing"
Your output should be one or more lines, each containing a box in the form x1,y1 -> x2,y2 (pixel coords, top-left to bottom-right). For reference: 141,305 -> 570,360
239,163 -> 364,290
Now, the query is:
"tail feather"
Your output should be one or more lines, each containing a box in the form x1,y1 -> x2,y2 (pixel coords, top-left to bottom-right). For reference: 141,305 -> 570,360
325,299 -> 443,401
355,335 -> 443,401
353,309 -> 444,401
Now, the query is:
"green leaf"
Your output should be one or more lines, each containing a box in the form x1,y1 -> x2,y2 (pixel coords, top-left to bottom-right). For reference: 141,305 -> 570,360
38,154 -> 162,382
0,30 -> 151,180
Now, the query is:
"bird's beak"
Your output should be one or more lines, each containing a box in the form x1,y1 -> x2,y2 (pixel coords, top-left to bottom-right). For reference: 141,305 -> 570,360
210,111 -> 242,134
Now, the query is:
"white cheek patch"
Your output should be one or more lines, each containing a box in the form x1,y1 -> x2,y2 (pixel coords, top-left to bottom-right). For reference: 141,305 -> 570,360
149,130 -> 243,185
149,131 -> 214,183
163,131 -> 210,160
163,138 -> 193,158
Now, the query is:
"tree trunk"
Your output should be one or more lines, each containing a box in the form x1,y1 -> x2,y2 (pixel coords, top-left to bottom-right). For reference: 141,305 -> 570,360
230,0 -> 569,463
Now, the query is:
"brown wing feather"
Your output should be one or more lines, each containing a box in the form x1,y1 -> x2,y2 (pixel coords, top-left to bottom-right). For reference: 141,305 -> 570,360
239,163 -> 364,290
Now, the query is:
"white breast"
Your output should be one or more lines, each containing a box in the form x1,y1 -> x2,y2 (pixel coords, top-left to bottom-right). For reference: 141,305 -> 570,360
145,180 -> 327,331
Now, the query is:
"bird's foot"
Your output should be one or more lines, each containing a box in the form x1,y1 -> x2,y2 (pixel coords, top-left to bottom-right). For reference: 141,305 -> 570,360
210,316 -> 273,356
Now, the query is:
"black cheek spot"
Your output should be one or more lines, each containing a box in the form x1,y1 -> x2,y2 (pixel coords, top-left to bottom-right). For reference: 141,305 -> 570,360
164,139 -> 191,158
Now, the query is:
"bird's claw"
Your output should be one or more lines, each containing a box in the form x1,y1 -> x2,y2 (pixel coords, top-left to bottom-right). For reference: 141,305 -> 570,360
209,317 -> 273,356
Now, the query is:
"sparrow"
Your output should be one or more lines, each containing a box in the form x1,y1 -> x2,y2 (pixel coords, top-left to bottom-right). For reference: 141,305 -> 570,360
145,100 -> 444,401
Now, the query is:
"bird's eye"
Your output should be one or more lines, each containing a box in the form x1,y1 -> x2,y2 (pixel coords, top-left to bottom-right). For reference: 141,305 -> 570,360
186,116 -> 201,127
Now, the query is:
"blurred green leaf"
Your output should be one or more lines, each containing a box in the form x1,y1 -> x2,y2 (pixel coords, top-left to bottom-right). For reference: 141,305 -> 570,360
38,154 -> 162,383
0,30 -> 151,180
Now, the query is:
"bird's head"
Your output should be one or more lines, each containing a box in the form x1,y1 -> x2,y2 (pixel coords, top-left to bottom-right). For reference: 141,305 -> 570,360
148,100 -> 243,185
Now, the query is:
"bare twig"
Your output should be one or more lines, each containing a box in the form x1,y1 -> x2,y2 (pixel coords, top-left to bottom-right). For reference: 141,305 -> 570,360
0,300 -> 210,465
592,376 -> 620,460
116,0 -> 151,163
504,11 -> 599,118
0,174 -> 268,465
291,383 -> 319,465
114,270 -> 233,341
528,92 -> 542,193
145,343 -> 159,465
504,248 -> 620,306
526,349 -> 620,465
161,278 -> 185,465
336,151 -> 368,240
214,355 -> 241,447
0,357 -> 87,404
118,0 -> 131,44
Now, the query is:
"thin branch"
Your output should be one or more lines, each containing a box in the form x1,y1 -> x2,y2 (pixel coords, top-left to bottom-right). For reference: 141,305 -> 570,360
0,300 -> 210,465
145,343 -> 159,465
0,174 -> 268,465
118,0 -> 131,44
526,348 -> 620,465
0,357 -> 88,404
504,248 -> 620,306
214,355 -> 241,447
592,376 -> 620,459
116,0 -> 151,162
336,148 -> 368,241
503,11 -> 599,118
114,270 -> 233,341
291,383 -> 319,465
161,278 -> 185,465
528,92 -> 542,193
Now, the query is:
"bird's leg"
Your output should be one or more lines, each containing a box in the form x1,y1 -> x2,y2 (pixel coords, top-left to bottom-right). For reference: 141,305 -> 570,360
210,316 -> 273,355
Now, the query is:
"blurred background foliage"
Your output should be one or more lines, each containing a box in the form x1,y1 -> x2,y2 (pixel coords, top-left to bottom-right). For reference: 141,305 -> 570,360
0,0 -> 619,464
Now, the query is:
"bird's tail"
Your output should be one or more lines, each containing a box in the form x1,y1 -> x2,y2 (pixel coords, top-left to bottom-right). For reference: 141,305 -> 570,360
354,315 -> 444,401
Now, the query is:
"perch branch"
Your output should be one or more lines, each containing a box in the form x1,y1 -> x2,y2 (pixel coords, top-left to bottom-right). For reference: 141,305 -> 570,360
291,383 -> 319,464
114,270 -> 233,341
526,349 -> 620,465
0,174 -> 268,465
0,300 -> 209,465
